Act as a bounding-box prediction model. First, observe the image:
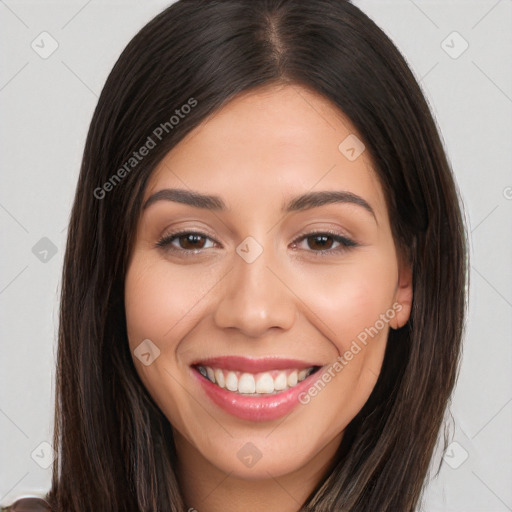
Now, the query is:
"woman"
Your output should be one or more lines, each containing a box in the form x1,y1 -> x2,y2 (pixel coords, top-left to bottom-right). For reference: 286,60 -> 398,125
14,0 -> 468,510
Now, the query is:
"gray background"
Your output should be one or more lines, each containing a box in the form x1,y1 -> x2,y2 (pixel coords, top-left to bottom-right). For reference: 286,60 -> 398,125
1,1 -> 511,510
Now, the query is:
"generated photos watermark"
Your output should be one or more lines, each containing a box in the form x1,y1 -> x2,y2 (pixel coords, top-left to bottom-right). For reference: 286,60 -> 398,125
93,97 -> 198,200
298,302 -> 403,405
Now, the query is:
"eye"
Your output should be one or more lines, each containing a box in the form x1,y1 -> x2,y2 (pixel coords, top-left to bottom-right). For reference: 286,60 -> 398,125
155,229 -> 358,256
156,231 -> 217,252
290,230 -> 358,255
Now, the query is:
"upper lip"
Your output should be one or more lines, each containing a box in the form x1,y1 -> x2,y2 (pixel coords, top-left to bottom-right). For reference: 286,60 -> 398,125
191,356 -> 321,373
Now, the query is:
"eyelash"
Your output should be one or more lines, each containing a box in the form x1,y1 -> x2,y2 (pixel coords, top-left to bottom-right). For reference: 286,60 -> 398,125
155,229 -> 358,257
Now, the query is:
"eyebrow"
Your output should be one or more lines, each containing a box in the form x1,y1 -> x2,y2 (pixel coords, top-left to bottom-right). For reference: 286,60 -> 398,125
143,188 -> 376,221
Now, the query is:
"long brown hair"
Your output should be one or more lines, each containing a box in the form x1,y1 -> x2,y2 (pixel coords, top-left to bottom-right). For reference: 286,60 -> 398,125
47,1 -> 467,510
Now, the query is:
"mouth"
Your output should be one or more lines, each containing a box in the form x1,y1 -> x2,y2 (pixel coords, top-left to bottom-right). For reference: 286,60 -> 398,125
193,364 -> 321,395
190,356 -> 324,421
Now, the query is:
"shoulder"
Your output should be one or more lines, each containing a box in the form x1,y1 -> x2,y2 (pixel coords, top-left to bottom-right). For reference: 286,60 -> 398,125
2,497 -> 52,511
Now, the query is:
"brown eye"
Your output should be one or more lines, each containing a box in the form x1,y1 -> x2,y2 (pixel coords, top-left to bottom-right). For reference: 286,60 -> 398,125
291,231 -> 358,255
177,233 -> 208,250
156,231 -> 216,252
306,234 -> 335,251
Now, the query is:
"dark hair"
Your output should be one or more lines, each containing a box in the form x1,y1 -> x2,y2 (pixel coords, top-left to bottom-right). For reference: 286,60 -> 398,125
46,0 -> 467,510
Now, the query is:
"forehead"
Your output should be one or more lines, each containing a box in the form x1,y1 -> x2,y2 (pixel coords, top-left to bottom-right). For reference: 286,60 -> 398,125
145,84 -> 386,219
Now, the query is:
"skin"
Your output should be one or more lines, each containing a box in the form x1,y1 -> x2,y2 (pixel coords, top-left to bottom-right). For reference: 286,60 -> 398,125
124,83 -> 413,512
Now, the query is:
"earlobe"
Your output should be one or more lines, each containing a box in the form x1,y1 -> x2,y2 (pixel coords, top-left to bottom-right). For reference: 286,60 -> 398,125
390,263 -> 413,330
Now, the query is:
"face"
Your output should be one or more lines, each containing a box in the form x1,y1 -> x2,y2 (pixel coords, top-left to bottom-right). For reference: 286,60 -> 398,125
124,84 -> 412,484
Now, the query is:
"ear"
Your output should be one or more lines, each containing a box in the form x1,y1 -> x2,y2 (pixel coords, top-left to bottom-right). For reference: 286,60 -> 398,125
390,261 -> 413,330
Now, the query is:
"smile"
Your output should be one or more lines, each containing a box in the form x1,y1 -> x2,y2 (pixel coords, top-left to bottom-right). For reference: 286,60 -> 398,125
194,365 -> 320,395
190,356 -> 324,421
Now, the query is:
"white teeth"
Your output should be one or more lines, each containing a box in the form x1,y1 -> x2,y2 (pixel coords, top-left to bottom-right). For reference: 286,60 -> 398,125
287,370 -> 298,387
256,373 -> 275,394
197,365 -> 317,395
273,371 -> 287,391
214,368 -> 225,388
238,373 -> 256,394
226,371 -> 238,392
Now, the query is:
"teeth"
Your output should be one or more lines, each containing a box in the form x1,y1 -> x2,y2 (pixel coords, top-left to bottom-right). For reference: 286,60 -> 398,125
256,373 -> 274,394
226,371 -> 238,392
238,373 -> 256,394
214,368 -> 225,388
287,370 -> 298,387
274,371 -> 287,391
196,365 -> 317,395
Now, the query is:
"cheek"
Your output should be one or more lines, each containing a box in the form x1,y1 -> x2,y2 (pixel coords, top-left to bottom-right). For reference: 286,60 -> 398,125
290,251 -> 398,417
295,252 -> 398,351
124,255 -> 218,348
124,256 -> 214,418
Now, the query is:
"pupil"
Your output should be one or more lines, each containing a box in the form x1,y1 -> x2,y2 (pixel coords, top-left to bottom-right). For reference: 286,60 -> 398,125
180,234 -> 204,249
309,235 -> 332,250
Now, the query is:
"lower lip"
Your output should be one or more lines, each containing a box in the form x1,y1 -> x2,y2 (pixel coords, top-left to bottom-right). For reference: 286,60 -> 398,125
191,367 -> 322,422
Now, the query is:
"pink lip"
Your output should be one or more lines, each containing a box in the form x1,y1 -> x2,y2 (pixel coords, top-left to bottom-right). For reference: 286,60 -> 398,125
190,358 -> 323,422
190,355 -> 319,373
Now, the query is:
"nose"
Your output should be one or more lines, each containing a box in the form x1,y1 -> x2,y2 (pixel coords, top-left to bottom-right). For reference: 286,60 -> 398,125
213,241 -> 297,338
